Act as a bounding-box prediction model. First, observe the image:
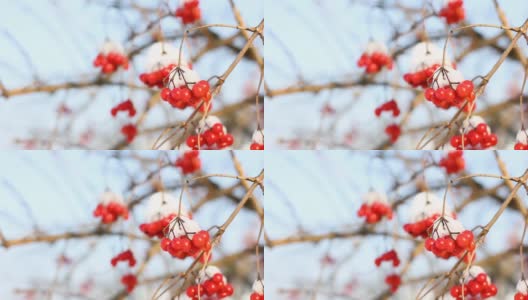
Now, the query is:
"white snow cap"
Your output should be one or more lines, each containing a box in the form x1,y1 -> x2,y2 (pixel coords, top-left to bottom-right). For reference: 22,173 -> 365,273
461,116 -> 489,134
518,279 -> 528,294
99,191 -> 124,205
462,266 -> 490,284
145,42 -> 187,71
431,66 -> 464,89
252,279 -> 264,294
198,266 -> 226,284
409,192 -> 451,222
167,215 -> 201,239
410,42 -> 451,72
362,191 -> 388,205
99,41 -> 125,55
145,191 -> 188,222
197,116 -> 225,133
364,41 -> 388,55
431,215 -> 465,239
516,129 -> 528,145
252,130 -> 264,145
167,66 -> 200,89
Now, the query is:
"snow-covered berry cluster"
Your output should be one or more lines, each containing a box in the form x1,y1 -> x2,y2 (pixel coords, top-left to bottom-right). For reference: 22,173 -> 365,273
439,150 -> 465,174
514,129 -> 528,150
357,191 -> 393,224
439,0 -> 465,25
139,192 -> 191,238
160,215 -> 212,262
450,266 -> 497,299
425,66 -> 475,110
93,191 -> 129,224
450,116 -> 498,150
111,249 -> 136,267
403,42 -> 451,88
375,100 -> 400,117
357,41 -> 393,74
250,130 -> 264,150
374,249 -> 400,267
186,116 -> 235,150
140,43 -> 189,88
424,216 -> 476,262
250,279 -> 264,300
175,0 -> 202,25
111,99 -> 136,118
160,66 -> 212,111
186,266 -> 234,300
403,192 -> 455,238
175,150 -> 201,174
93,41 -> 129,74
515,279 -> 528,300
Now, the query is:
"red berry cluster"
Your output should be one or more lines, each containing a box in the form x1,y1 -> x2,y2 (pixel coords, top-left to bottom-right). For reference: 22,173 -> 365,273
450,123 -> 498,150
111,99 -> 136,117
514,130 -> 528,150
139,213 -> 177,238
93,52 -> 129,74
186,123 -> 234,150
424,229 -> 475,261
160,227 -> 211,261
120,274 -> 137,293
160,79 -> 211,111
374,250 -> 400,267
439,150 -> 465,174
424,80 -> 475,110
450,273 -> 497,299
175,151 -> 201,174
385,274 -> 401,293
403,213 -> 443,238
403,64 -> 440,88
250,130 -> 264,150
111,250 -> 136,267
250,142 -> 264,150
139,64 -> 175,88
439,0 -> 465,25
515,292 -> 528,300
514,143 -> 528,150
186,273 -> 234,300
385,124 -> 401,144
357,52 -> 393,74
93,202 -> 129,224
375,100 -> 400,117
120,123 -> 137,144
250,292 -> 264,300
357,202 -> 393,224
176,0 -> 201,25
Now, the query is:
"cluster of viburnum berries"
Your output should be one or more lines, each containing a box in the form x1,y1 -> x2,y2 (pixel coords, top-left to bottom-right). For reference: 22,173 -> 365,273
424,216 -> 476,263
186,266 -> 234,300
357,191 -> 393,224
439,150 -> 465,174
160,216 -> 212,263
514,129 -> 528,150
250,130 -> 264,150
93,41 -> 129,74
176,0 -> 202,25
425,67 -> 476,111
450,116 -> 498,150
186,116 -> 235,150
375,100 -> 400,118
110,250 -> 138,293
175,150 -> 201,174
515,279 -> 528,299
450,266 -> 497,299
250,280 -> 264,300
357,42 -> 393,74
93,192 -> 129,224
375,250 -> 401,293
160,67 -> 212,112
439,0 -> 466,25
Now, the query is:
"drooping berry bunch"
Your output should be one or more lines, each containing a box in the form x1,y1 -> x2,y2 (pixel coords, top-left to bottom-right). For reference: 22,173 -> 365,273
424,216 -> 476,262
424,66 -> 475,110
250,130 -> 264,150
385,274 -> 401,293
385,124 -> 401,144
93,41 -> 129,74
93,191 -> 129,224
514,279 -> 528,300
111,99 -> 136,117
374,250 -> 400,267
175,150 -> 201,174
140,63 -> 175,88
439,0 -> 465,25
250,279 -> 264,300
404,63 -> 441,88
160,216 -> 212,262
357,42 -> 393,74
375,100 -> 400,117
140,192 -> 191,238
450,116 -> 498,150
186,266 -> 234,300
514,129 -> 528,150
120,124 -> 137,144
450,266 -> 497,299
357,191 -> 393,224
439,150 -> 465,174
140,42 -> 189,89
110,249 -> 136,267
160,67 -> 212,111
403,42 -> 451,88
186,116 -> 235,150
175,0 -> 202,25
404,192 -> 456,238
120,274 -> 137,293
